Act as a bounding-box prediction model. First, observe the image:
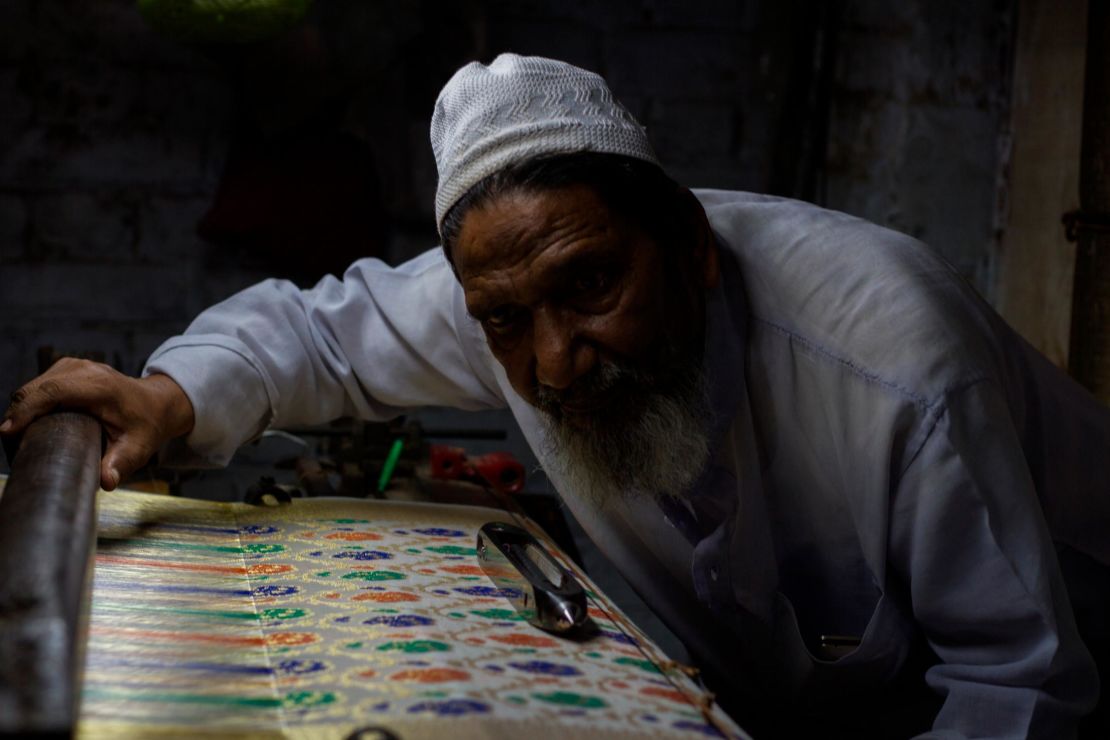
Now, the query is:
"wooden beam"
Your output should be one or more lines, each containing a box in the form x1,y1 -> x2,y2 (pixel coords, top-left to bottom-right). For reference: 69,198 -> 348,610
0,413 -> 101,738
994,0 -> 1087,367
1068,0 -> 1110,400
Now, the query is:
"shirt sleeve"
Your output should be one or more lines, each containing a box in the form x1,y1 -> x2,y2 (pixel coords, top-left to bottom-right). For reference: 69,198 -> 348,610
143,249 -> 506,466
890,380 -> 1099,740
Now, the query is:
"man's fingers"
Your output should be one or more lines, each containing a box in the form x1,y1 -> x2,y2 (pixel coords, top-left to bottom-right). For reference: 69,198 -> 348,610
101,435 -> 157,492
99,461 -> 121,491
2,361 -> 112,435
2,380 -> 65,433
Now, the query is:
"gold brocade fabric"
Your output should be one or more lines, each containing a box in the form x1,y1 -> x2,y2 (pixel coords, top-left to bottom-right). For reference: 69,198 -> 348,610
69,490 -> 744,739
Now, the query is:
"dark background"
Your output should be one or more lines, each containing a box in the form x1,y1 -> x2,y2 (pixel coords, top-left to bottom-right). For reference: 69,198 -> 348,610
0,0 -> 1029,409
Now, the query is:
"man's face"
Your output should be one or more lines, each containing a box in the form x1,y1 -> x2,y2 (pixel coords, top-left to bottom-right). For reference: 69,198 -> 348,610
453,184 -> 719,503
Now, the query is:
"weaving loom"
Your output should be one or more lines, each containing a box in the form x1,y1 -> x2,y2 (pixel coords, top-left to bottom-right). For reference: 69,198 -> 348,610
0,414 -> 746,739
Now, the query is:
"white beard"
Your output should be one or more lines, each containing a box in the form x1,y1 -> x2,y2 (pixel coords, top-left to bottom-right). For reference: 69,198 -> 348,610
537,360 -> 711,508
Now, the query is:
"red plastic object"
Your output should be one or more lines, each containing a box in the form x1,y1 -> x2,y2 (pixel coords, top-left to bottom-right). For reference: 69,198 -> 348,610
429,445 -> 525,494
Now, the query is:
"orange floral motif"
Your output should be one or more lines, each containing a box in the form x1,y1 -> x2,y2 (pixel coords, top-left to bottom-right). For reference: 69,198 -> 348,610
488,634 -> 558,648
324,532 -> 381,541
351,591 -> 420,602
640,686 -> 689,704
267,632 -> 318,646
390,668 -> 471,683
440,565 -> 485,576
247,564 -> 294,576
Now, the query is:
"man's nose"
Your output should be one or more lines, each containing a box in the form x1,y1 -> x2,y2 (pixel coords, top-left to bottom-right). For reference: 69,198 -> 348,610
532,307 -> 593,390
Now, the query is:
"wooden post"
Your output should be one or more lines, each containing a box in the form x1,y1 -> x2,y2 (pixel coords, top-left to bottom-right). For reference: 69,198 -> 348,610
1069,1 -> 1110,401
0,413 -> 101,738
994,0 -> 1086,367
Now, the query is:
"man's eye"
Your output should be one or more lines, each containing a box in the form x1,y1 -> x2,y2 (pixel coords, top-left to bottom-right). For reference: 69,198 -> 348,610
571,270 -> 610,296
484,306 -> 523,333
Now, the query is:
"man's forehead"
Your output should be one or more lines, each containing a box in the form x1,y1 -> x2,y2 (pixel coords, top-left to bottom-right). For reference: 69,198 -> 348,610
453,185 -> 619,279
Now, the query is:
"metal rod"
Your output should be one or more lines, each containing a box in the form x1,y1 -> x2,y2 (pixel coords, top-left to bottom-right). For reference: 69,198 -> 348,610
0,412 -> 102,738
421,428 -> 508,440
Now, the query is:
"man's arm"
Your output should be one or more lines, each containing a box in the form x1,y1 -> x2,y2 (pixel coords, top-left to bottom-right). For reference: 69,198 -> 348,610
891,380 -> 1098,739
2,249 -> 504,485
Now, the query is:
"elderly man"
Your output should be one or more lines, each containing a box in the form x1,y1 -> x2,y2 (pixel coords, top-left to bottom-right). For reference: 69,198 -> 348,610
4,55 -> 1109,738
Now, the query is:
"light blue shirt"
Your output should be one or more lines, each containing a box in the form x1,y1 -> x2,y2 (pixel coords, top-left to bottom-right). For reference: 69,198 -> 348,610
147,190 -> 1109,738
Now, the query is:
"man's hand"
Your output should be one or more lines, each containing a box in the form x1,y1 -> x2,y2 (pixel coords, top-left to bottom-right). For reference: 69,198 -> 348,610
0,359 -> 195,490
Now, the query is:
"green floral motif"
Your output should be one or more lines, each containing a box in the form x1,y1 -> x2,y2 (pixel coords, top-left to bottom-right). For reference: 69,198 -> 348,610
259,608 -> 307,620
284,691 -> 336,707
341,570 -> 405,581
532,692 -> 607,709
425,545 -> 476,556
242,543 -> 284,553
614,657 -> 661,674
376,640 -> 451,654
470,608 -> 524,621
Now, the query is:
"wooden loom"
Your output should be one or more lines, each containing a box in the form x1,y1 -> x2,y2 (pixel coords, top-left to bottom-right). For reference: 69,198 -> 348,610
0,414 -> 746,739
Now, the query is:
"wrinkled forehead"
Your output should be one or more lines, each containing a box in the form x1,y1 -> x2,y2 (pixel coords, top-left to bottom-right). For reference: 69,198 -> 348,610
451,184 -> 626,279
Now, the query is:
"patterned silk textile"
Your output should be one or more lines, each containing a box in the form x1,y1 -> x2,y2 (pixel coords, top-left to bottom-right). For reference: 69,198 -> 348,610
73,490 -> 745,739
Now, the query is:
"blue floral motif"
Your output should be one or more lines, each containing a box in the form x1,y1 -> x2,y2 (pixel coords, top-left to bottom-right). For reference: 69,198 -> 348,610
238,525 -> 279,535
332,550 -> 393,561
453,586 -> 522,599
507,661 -> 581,677
673,721 -> 726,737
600,629 -> 639,646
251,585 -> 297,597
412,528 -> 466,537
277,660 -> 327,675
407,699 -> 490,716
363,614 -> 434,628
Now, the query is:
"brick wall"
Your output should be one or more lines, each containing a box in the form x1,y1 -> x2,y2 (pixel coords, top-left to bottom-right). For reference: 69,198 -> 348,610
825,0 -> 1015,290
0,0 -> 1016,429
0,1 -> 252,401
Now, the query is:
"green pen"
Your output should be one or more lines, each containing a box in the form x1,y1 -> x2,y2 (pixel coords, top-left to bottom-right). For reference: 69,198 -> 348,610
377,438 -> 405,493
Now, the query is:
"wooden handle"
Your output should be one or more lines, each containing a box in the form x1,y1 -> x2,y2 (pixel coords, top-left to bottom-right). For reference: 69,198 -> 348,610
0,412 -> 101,738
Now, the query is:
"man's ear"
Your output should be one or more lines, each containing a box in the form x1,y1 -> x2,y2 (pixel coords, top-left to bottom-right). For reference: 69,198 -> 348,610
678,188 -> 719,289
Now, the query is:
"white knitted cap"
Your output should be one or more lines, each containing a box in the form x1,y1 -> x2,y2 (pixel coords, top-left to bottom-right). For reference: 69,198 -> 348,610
430,53 -> 660,234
